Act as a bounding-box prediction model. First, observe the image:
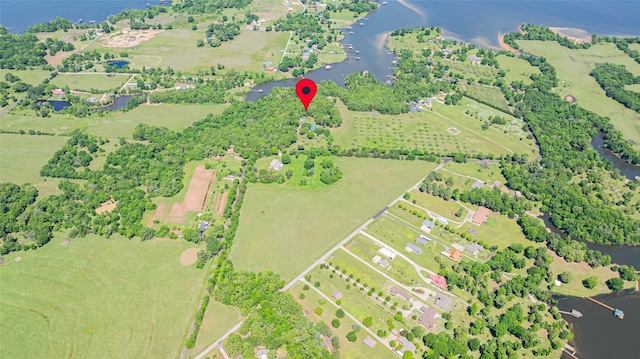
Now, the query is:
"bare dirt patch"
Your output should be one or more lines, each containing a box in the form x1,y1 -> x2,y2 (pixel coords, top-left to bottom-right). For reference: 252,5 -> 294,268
149,202 -> 168,227
179,247 -> 202,266
103,29 -> 163,48
498,33 -> 518,53
168,166 -> 215,223
46,51 -> 75,66
95,198 -> 117,214
216,192 -> 229,216
549,27 -> 592,44
563,94 -> 577,103
15,256 -> 22,262
61,239 -> 72,246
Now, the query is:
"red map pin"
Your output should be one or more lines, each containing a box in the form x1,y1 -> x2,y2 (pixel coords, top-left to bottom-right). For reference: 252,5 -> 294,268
295,78 -> 317,111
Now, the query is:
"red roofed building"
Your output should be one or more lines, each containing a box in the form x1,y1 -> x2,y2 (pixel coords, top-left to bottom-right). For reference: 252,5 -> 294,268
449,249 -> 462,262
52,89 -> 66,95
429,273 -> 448,290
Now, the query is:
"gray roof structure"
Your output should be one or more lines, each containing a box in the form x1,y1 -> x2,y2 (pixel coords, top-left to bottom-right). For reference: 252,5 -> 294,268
435,293 -> 452,311
405,242 -> 423,254
416,235 -> 431,246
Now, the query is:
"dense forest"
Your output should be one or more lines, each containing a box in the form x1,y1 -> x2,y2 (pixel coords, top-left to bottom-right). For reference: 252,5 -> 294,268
590,63 -> 640,113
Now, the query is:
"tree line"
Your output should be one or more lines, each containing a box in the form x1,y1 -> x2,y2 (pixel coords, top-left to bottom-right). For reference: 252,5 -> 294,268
590,63 -> 640,113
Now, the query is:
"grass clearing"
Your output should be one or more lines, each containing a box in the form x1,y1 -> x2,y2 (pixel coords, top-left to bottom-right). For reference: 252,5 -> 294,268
100,29 -> 290,72
189,301 -> 243,358
442,161 -> 507,185
404,192 -> 469,224
50,73 -> 131,92
231,157 -> 436,281
496,55 -> 541,84
463,84 -> 511,113
332,98 -> 538,157
517,40 -> 640,148
458,213 -> 531,250
0,134 -> 68,196
0,69 -> 51,86
0,233 -> 207,359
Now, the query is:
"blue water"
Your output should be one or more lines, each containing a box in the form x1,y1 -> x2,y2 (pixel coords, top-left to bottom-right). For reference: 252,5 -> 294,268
48,100 -> 71,111
108,60 -> 130,68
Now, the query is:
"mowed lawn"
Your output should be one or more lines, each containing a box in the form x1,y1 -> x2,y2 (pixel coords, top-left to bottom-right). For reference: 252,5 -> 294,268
0,234 -> 207,359
332,98 -> 538,157
231,157 -> 437,281
100,28 -> 289,72
0,134 -> 68,196
517,40 -> 640,149
50,73 -> 132,92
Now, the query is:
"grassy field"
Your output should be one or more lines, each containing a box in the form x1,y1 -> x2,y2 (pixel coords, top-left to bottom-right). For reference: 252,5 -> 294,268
0,134 -> 68,196
188,301 -> 243,359
50,73 -> 132,92
99,28 -> 290,73
442,161 -> 507,184
404,191 -> 469,224
289,282 -> 397,359
458,213 -> 532,250
0,233 -> 207,359
496,55 -> 541,84
463,84 -> 511,113
1,103 -> 226,137
0,69 -> 51,86
517,40 -> 640,149
230,157 -> 437,281
332,98 -> 538,157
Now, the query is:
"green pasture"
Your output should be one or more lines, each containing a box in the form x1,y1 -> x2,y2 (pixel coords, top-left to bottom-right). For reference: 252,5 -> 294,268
0,69 -> 51,86
99,28 -> 290,72
0,233 -> 207,359
0,134 -> 68,196
463,84 -> 511,113
517,40 -> 640,149
50,73 -> 132,92
458,213 -> 531,250
496,55 -> 541,84
288,282 -> 397,359
189,301 -> 243,358
404,192 -> 469,224
230,157 -> 436,281
1,103 -> 226,138
626,83 -> 640,92
442,161 -> 507,185
332,98 -> 538,157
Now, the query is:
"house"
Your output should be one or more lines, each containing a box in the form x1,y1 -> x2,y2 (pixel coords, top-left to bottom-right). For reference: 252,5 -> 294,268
428,273 -> 447,290
405,242 -> 423,254
390,286 -> 412,301
331,291 -> 342,300
416,235 -> 431,246
379,247 -> 397,260
379,258 -> 389,268
363,336 -> 377,348
472,206 -> 491,225
52,89 -> 66,95
436,216 -> 448,225
515,190 -> 522,198
419,306 -> 438,329
397,336 -> 416,354
465,243 -> 483,255
269,159 -> 283,171
468,54 -> 482,65
447,249 -> 462,262
493,180 -> 502,187
434,293 -> 452,311
421,219 -> 435,232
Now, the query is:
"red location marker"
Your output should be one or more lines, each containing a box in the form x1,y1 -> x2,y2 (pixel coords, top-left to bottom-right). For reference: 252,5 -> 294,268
295,78 -> 317,111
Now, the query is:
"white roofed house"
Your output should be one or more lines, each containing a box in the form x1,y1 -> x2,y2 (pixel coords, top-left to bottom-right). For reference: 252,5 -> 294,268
378,247 -> 397,260
269,159 -> 283,171
421,219 -> 435,232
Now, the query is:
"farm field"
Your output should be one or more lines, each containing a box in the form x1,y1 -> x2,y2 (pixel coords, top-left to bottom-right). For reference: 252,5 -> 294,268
495,55 -> 541,84
188,301 -> 243,359
99,28 -> 290,73
332,98 -> 538,157
230,157 -> 437,281
463,84 -> 511,113
50,73 -> 132,92
0,233 -> 207,359
289,282 -> 397,359
1,103 -> 226,137
516,40 -> 640,149
0,134 -> 68,197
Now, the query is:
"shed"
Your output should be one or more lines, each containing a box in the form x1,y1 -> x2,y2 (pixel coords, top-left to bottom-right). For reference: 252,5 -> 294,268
379,258 -> 389,268
405,242 -> 423,254
331,291 -> 342,300
269,159 -> 283,171
436,216 -> 448,225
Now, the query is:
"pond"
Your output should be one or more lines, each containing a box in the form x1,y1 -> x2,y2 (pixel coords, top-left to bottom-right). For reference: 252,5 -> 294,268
48,100 -> 71,111
108,60 -> 130,68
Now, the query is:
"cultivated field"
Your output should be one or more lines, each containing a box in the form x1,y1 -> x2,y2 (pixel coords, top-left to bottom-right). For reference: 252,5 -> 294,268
231,157 -> 437,281
168,165 -> 215,224
496,55 -> 541,84
0,134 -> 68,197
332,98 -> 538,157
0,233 -> 207,359
1,103 -> 226,138
99,28 -> 290,72
516,40 -> 640,149
463,84 -> 511,113
50,73 -> 131,92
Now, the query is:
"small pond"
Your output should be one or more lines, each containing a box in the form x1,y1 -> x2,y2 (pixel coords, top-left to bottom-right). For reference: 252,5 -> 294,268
48,100 -> 71,111
108,60 -> 130,68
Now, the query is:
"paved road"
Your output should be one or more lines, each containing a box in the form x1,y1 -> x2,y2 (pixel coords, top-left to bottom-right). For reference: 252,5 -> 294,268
193,320 -> 244,359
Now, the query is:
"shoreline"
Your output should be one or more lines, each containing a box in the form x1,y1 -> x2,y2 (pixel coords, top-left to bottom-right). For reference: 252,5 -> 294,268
497,32 -> 519,53
549,26 -> 592,44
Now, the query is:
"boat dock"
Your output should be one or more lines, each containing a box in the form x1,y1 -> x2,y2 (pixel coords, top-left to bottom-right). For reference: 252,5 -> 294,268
583,296 -> 624,319
559,309 -> 583,318
563,343 -> 579,359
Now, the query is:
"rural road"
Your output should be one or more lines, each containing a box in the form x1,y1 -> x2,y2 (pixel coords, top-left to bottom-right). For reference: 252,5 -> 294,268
192,320 -> 244,359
